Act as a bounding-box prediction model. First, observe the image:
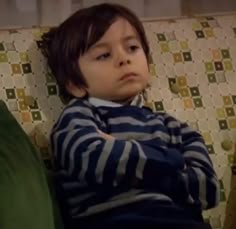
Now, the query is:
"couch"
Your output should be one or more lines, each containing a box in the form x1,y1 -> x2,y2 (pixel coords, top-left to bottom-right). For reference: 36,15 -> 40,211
0,13 -> 236,229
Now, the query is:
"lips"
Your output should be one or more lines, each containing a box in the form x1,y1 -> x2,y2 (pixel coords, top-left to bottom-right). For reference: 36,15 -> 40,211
120,72 -> 138,80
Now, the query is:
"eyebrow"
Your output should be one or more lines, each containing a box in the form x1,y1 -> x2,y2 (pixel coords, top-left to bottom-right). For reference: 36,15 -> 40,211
90,35 -> 139,51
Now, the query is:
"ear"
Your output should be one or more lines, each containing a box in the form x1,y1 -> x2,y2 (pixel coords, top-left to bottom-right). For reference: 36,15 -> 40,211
66,81 -> 87,98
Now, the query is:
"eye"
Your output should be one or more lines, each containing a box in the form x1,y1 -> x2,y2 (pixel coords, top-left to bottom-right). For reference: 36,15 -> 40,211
128,45 -> 140,53
96,52 -> 110,60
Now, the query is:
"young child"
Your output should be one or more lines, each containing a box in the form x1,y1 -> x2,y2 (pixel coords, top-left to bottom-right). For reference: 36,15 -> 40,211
41,3 -> 219,229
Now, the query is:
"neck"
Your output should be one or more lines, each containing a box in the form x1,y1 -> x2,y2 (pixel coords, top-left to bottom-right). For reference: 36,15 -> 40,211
112,96 -> 135,105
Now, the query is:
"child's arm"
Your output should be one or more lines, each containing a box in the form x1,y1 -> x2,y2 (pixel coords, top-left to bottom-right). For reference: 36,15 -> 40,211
51,102 -> 185,190
162,115 -> 220,210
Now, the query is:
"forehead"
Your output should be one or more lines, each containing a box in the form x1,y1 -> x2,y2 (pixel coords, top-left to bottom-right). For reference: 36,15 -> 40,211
96,18 -> 138,42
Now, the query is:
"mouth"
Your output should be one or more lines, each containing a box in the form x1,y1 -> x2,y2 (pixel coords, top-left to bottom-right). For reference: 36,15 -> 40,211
120,72 -> 138,81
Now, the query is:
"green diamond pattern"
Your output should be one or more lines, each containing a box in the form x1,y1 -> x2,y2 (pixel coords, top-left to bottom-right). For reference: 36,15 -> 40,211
219,120 -> 228,130
221,49 -> 230,59
168,78 -> 176,87
190,87 -> 200,97
205,62 -> 214,72
201,22 -> 210,28
22,63 -> 32,74
29,100 -> 39,110
0,53 -> 8,62
208,74 -> 216,83
183,52 -> 192,61
232,95 -> 236,104
225,107 -> 235,116
48,85 -> 57,95
0,43 -> 5,51
157,33 -> 166,41
207,145 -> 215,154
193,98 -> 203,107
195,30 -> 205,38
46,72 -> 56,83
154,101 -> 164,111
32,111 -> 42,121
6,89 -> 16,99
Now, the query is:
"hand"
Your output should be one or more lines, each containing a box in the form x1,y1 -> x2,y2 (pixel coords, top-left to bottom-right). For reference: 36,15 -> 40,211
97,129 -> 115,140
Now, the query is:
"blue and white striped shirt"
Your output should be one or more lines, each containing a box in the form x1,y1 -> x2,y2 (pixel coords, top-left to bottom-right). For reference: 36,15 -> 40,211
51,96 -> 219,220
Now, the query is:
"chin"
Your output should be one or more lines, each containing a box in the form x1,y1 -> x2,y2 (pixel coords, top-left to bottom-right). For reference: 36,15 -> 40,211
113,95 -> 136,104
110,84 -> 146,102
126,86 -> 144,97
116,92 -> 141,102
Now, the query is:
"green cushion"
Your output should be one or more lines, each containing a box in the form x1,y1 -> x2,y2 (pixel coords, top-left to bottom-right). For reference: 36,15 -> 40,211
0,100 -> 57,229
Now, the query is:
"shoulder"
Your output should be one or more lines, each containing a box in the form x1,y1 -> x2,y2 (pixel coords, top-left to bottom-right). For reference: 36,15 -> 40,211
156,112 -> 182,125
61,98 -> 96,117
143,107 -> 183,128
154,112 -> 201,138
53,98 -> 97,131
58,99 -> 94,120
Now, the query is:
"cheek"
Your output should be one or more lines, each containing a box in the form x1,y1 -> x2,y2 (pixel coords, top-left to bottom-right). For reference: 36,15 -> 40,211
90,62 -> 110,74
141,62 -> 151,83
137,52 -> 149,67
81,65 -> 99,81
139,58 -> 150,74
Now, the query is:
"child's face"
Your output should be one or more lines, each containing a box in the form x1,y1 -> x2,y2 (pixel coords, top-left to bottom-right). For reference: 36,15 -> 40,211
73,17 -> 150,102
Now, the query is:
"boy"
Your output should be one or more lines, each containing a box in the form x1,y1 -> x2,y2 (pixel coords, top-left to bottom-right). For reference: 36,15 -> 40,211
41,3 -> 219,229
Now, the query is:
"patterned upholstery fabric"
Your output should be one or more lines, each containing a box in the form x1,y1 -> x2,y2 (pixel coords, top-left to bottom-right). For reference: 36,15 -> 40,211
0,13 -> 236,229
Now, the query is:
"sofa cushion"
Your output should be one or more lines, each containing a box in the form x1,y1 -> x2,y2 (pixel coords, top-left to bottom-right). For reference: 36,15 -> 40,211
0,13 -> 236,228
0,100 -> 57,229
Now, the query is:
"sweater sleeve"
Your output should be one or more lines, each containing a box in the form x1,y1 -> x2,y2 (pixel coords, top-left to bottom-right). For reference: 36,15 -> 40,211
51,103 -> 185,189
165,115 -> 220,210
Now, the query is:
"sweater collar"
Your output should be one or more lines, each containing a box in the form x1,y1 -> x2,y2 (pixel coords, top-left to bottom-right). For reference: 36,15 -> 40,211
88,94 -> 144,108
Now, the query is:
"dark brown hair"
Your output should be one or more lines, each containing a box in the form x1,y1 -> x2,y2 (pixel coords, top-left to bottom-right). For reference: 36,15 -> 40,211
41,3 -> 150,102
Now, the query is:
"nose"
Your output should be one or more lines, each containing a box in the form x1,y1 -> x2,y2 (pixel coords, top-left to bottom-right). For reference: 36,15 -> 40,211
115,47 -> 131,67
119,59 -> 131,67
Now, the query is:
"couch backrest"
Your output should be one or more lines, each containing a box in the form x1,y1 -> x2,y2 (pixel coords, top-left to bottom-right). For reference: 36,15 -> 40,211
0,13 -> 236,229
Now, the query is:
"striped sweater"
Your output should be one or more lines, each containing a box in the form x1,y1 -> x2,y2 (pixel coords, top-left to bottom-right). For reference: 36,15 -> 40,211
51,96 -> 219,220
